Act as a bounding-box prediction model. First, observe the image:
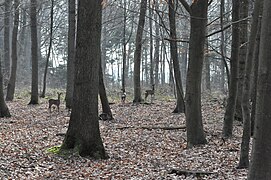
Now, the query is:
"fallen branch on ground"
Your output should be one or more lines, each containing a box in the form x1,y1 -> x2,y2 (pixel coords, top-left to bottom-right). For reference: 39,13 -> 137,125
169,168 -> 214,177
116,125 -> 186,130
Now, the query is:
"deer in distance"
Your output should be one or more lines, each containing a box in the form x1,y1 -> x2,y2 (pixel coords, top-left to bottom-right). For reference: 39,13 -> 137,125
48,92 -> 62,112
145,84 -> 155,103
121,89 -> 126,103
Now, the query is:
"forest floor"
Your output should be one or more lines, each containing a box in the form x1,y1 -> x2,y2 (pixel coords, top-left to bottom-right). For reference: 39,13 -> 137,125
0,95 -> 248,179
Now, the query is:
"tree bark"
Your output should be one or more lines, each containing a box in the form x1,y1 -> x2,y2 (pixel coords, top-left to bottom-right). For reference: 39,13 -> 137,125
222,0 -> 240,138
4,0 -> 11,78
65,0 -> 76,109
133,0 -> 147,103
41,0 -> 54,98
248,0 -> 271,177
61,0 -> 107,158
0,57 -> 10,117
238,0 -> 263,169
154,2 -> 160,86
168,0 -> 185,113
235,0 -> 249,122
185,0 -> 208,147
99,64 -> 113,120
28,0 -> 39,105
149,0 -> 154,86
6,0 -> 20,101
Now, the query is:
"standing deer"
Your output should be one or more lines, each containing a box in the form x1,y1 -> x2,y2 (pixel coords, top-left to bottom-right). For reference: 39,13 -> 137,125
121,89 -> 126,103
145,84 -> 155,103
48,92 -> 62,112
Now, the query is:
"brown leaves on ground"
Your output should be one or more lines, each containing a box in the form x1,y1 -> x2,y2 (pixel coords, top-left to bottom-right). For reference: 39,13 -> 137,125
0,98 -> 247,179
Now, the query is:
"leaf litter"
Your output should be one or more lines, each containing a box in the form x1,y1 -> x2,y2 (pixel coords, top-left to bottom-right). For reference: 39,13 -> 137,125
0,98 -> 248,179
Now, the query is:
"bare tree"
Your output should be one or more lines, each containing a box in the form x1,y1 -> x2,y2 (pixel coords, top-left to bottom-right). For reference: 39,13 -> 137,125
248,0 -> 271,177
6,0 -> 20,101
41,0 -> 54,98
28,0 -> 39,105
65,0 -> 76,109
222,0 -> 240,138
61,0 -> 108,158
133,0 -> 147,103
178,0 -> 208,147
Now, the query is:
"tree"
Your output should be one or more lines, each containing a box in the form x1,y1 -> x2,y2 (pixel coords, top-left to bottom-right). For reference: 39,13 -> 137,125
235,0 -> 249,122
238,0 -> 263,169
6,0 -> 20,101
248,0 -> 271,178
179,0 -> 208,147
61,0 -> 107,158
29,0 -> 39,105
133,0 -> 147,103
168,0 -> 185,113
99,64 -> 113,120
0,60 -> 11,117
4,0 -> 11,78
65,0 -> 76,109
41,0 -> 54,98
222,0 -> 240,138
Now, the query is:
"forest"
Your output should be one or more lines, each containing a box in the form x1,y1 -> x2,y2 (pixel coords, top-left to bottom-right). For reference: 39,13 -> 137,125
0,0 -> 271,179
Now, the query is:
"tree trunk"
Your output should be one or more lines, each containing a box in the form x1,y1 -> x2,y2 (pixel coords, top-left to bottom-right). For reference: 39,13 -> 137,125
62,0 -> 107,158
154,2 -> 160,86
168,0 -> 185,113
99,64 -> 113,120
40,0 -> 54,98
65,0 -> 76,109
220,0 -> 226,93
184,0 -> 208,147
28,0 -> 39,105
235,0 -> 249,122
133,0 -> 147,103
238,0 -> 262,169
4,0 -> 11,78
250,20 -> 261,137
6,0 -> 20,101
248,0 -> 271,177
222,0 -> 240,138
149,0 -> 154,86
0,58 -> 10,117
121,0 -> 127,92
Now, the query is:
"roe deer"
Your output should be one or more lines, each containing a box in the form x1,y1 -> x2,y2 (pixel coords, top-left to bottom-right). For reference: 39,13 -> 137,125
48,92 -> 62,112
121,89 -> 126,103
145,84 -> 155,103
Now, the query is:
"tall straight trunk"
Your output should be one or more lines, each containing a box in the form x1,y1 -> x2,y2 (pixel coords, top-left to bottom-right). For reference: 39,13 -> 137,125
168,0 -> 185,113
133,0 -> 147,103
238,0 -> 263,169
235,0 -> 249,122
220,0 -> 227,93
250,21 -> 261,137
154,2 -> 160,86
6,0 -> 20,101
149,0 -> 154,86
248,0 -> 271,177
62,0 -> 107,158
121,0 -> 127,92
65,0 -> 76,109
4,0 -> 11,77
41,0 -> 54,98
222,0 -> 240,138
184,0 -> 208,147
205,40 -> 211,92
29,0 -> 39,105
